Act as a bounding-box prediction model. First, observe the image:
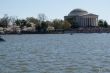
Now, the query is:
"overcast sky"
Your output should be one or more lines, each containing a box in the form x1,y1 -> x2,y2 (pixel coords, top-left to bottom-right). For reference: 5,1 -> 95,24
0,0 -> 109,23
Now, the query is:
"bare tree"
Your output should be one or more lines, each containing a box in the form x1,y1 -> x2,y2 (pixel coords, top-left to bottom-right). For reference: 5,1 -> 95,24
0,14 -> 10,28
38,13 -> 46,22
9,16 -> 17,25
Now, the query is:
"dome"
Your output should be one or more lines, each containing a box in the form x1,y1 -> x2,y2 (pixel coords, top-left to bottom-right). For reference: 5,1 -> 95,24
68,9 -> 88,16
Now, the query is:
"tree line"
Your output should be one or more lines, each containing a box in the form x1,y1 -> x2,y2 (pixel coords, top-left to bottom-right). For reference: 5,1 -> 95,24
0,14 -> 109,33
0,14 -> 71,33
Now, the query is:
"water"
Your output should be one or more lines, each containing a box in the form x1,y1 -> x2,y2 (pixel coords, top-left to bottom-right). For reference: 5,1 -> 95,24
0,34 -> 110,73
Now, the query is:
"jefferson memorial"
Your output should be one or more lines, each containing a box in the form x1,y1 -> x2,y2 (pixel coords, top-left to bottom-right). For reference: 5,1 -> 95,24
64,9 -> 98,27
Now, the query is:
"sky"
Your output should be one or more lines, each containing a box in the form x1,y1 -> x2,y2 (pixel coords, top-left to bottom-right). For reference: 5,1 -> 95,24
0,0 -> 110,23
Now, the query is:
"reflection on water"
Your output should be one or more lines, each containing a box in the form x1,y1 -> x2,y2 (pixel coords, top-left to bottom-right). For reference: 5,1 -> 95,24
0,34 -> 110,73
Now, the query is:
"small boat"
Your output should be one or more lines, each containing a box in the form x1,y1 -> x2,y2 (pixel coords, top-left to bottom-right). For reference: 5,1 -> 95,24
0,36 -> 5,41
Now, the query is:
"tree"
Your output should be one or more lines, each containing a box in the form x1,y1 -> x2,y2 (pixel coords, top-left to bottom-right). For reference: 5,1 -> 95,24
45,21 -> 52,26
103,21 -> 108,28
65,18 -> 79,28
98,20 -> 109,28
0,14 -> 10,28
70,20 -> 79,28
26,17 -> 40,30
26,23 -> 32,27
26,17 -> 39,25
37,13 -> 47,32
62,21 -> 71,30
15,19 -> 27,29
53,19 -> 63,29
15,19 -> 22,26
38,13 -> 46,22
41,21 -> 48,32
21,20 -> 27,27
37,25 -> 42,32
98,20 -> 104,27
10,16 -> 17,25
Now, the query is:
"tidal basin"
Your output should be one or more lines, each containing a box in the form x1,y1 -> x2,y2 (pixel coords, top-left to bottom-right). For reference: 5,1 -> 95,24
0,34 -> 110,73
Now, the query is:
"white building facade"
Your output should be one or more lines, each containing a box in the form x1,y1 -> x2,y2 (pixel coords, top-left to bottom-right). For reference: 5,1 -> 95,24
64,9 -> 98,27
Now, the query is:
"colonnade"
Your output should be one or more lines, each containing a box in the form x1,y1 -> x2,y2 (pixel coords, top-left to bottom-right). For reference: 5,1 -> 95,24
76,16 -> 98,27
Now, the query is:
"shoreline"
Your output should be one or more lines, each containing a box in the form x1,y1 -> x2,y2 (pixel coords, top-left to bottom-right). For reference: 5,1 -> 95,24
1,27 -> 110,34
1,31 -> 110,35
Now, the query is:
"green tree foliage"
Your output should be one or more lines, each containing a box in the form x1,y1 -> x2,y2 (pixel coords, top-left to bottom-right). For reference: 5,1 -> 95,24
45,21 -> 52,26
37,14 -> 47,32
98,20 -> 104,27
21,20 -> 27,28
37,25 -> 42,32
26,17 -> 39,25
26,23 -> 32,27
26,17 -> 40,30
62,21 -> 71,30
15,19 -> 22,26
53,19 -> 63,29
98,20 -> 108,27
15,19 -> 27,29
65,18 -> 79,28
103,21 -> 108,28
41,21 -> 48,32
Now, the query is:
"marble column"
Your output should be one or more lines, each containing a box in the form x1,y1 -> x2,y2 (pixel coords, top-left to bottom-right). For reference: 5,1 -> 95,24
90,18 -> 91,26
96,17 -> 98,26
92,18 -> 93,26
95,18 -> 97,26
86,17 -> 87,27
94,18 -> 96,26
81,17 -> 83,26
78,17 -> 80,26
92,18 -> 94,26
86,18 -> 88,27
90,17 -> 92,26
84,17 -> 87,26
87,17 -> 88,26
84,18 -> 86,27
89,18 -> 91,26
91,18 -> 93,26
82,18 -> 84,26
94,18 -> 95,26
88,18 -> 90,27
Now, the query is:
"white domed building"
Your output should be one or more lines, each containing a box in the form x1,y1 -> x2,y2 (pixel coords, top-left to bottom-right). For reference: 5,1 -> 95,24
64,9 -> 98,27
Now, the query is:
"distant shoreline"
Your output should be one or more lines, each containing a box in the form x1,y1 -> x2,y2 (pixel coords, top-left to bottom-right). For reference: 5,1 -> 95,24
1,27 -> 110,35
